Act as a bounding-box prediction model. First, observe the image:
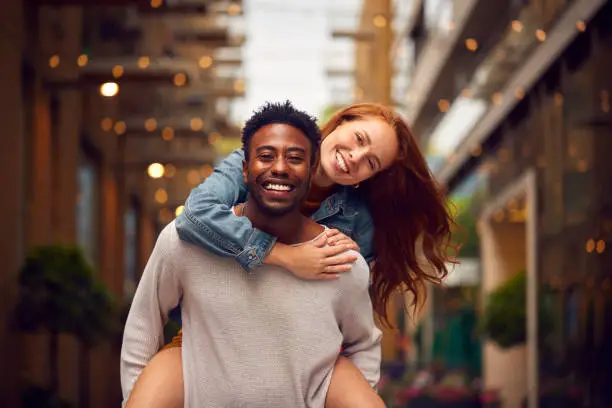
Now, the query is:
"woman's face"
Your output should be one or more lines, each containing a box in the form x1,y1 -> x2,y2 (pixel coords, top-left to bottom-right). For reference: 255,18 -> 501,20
319,118 -> 399,186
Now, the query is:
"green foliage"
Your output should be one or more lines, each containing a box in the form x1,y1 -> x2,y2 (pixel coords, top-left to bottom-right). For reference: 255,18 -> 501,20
13,244 -> 119,343
481,272 -> 527,348
480,271 -> 553,349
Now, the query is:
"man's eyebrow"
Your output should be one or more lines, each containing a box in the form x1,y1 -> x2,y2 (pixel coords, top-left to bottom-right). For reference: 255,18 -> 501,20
286,147 -> 306,154
255,145 -> 277,153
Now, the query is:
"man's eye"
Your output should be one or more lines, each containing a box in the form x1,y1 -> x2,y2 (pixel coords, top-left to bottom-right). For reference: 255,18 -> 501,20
259,154 -> 274,160
288,156 -> 304,163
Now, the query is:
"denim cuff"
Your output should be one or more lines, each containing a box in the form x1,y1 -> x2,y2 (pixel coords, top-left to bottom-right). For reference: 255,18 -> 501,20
235,229 -> 277,271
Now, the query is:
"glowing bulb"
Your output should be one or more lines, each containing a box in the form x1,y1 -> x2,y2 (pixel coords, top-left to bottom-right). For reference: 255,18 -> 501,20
437,99 -> 450,112
112,65 -> 124,78
164,164 -> 176,178
234,79 -> 245,94
100,117 -> 113,131
161,127 -> 174,141
465,38 -> 478,52
145,118 -> 157,132
77,54 -> 88,67
49,55 -> 60,68
113,121 -> 126,135
373,14 -> 387,28
175,205 -> 185,217
138,56 -> 150,69
147,163 -> 165,179
154,188 -> 168,204
576,20 -> 586,32
100,82 -> 119,97
199,56 -> 213,69
150,0 -> 163,8
511,20 -> 523,33
173,73 -> 187,87
536,29 -> 546,42
190,118 -> 204,131
187,169 -> 200,185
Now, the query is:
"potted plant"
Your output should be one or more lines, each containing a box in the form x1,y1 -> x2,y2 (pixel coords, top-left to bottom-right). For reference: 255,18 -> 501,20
13,244 -> 118,407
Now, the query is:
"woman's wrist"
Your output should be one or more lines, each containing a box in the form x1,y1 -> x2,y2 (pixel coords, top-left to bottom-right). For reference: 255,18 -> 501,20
264,242 -> 292,270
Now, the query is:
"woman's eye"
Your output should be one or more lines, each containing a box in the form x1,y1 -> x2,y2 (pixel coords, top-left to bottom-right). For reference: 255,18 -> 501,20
368,159 -> 375,170
355,132 -> 364,145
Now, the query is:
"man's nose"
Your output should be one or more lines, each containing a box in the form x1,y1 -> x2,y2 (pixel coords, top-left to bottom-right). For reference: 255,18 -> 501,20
271,157 -> 289,174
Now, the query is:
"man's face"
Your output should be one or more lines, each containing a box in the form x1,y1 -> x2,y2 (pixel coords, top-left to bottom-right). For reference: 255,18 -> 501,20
243,123 -> 313,216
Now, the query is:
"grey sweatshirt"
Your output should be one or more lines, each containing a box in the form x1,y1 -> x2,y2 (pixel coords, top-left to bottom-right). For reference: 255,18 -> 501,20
121,221 -> 382,408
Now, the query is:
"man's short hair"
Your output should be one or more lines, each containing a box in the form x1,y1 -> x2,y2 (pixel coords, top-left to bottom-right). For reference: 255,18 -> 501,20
241,101 -> 321,162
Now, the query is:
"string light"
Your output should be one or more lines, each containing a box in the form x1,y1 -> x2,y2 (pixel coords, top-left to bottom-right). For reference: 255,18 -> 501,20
437,99 -> 450,112
515,87 -> 525,100
161,126 -> 174,141
596,240 -> 606,254
175,205 -> 185,216
113,121 -> 126,135
511,20 -> 523,33
164,164 -> 176,178
586,239 -> 595,253
173,73 -> 187,87
187,169 -> 200,185
147,163 -> 165,179
536,29 -> 546,42
49,55 -> 60,68
138,56 -> 150,69
77,54 -> 88,67
100,117 -> 113,131
576,20 -> 586,32
234,79 -> 245,93
145,118 -> 157,132
465,38 -> 478,52
154,188 -> 168,204
199,56 -> 213,69
112,65 -> 124,78
150,0 -> 163,8
100,82 -> 119,97
373,14 -> 387,28
190,118 -> 204,131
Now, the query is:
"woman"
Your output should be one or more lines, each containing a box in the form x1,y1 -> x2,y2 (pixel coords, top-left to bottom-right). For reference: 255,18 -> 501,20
126,103 -> 456,408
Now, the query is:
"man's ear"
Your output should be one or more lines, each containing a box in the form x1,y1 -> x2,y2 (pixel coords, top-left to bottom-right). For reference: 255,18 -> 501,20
242,160 -> 248,184
311,150 -> 321,172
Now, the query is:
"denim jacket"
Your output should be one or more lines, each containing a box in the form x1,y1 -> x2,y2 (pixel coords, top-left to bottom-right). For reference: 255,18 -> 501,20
175,148 -> 375,270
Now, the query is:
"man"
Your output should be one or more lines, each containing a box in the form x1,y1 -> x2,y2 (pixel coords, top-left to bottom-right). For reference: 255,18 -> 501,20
120,101 -> 382,407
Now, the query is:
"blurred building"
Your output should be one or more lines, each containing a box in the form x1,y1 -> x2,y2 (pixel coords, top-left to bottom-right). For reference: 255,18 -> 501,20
391,0 -> 612,407
0,0 -> 244,406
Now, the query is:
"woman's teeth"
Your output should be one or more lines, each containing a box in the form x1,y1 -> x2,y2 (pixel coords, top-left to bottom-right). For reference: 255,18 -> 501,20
336,151 -> 349,173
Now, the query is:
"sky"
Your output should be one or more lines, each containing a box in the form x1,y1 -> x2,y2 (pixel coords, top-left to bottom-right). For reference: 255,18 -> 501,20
230,0 -> 362,122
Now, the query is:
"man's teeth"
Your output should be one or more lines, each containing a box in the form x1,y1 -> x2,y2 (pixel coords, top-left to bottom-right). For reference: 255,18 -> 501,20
336,151 -> 349,173
264,184 -> 292,191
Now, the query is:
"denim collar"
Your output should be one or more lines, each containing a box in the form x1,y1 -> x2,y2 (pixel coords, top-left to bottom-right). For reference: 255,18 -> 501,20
315,186 -> 361,220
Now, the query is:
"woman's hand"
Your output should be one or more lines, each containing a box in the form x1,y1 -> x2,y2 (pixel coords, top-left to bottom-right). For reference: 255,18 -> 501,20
266,229 -> 361,280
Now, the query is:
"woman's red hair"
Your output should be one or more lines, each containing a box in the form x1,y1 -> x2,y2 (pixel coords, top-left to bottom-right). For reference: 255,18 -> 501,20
320,103 -> 457,325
